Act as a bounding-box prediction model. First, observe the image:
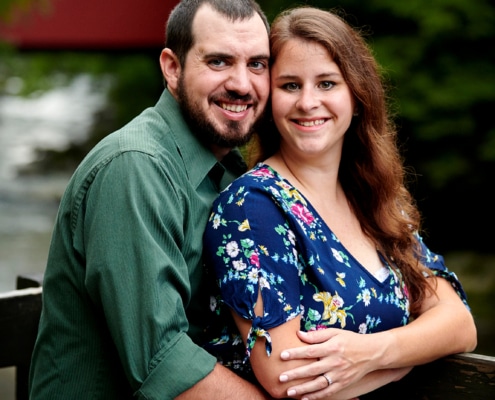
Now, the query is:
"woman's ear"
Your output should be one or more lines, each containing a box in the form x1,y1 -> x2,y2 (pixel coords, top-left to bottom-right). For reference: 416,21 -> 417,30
160,48 -> 181,93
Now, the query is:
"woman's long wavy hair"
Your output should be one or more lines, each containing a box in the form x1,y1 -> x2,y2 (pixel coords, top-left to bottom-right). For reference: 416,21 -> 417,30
252,6 -> 433,317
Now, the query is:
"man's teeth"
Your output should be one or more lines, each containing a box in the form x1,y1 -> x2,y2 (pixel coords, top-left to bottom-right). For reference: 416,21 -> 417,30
297,119 -> 325,127
221,103 -> 248,112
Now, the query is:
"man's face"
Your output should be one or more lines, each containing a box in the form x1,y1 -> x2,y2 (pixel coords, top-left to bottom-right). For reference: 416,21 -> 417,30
176,5 -> 270,149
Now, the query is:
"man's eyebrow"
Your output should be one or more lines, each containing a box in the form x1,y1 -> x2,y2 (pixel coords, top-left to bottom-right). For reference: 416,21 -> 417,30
251,54 -> 270,61
204,52 -> 232,59
204,52 -> 269,61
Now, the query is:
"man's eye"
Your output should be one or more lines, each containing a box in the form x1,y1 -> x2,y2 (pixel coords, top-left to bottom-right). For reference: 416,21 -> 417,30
249,61 -> 267,70
209,59 -> 226,67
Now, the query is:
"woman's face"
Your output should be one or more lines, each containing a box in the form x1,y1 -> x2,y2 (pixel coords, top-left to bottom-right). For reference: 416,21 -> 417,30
270,38 -> 355,160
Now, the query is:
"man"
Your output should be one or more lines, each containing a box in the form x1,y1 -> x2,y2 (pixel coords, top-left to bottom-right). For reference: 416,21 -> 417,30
29,1 -> 271,398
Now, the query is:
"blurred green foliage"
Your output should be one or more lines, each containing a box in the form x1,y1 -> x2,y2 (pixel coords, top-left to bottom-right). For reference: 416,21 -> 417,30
0,0 -> 49,22
258,0 -> 495,253
1,0 -> 494,253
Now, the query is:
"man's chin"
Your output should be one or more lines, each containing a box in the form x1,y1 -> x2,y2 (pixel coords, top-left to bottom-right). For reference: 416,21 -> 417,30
211,131 -> 254,148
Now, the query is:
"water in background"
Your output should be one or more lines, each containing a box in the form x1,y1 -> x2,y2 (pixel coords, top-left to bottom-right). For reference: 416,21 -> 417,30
0,75 -> 108,399
0,74 -> 108,292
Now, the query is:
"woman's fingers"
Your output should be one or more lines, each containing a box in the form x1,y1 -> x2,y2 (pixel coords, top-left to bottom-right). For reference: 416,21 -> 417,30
280,360 -> 328,382
287,375 -> 337,400
280,329 -> 341,361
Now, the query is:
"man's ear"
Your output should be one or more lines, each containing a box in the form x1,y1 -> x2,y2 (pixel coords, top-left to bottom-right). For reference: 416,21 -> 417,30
160,48 -> 181,92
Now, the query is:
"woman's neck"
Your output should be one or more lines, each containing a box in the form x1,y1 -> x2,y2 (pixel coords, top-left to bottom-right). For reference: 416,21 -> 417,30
265,149 -> 342,204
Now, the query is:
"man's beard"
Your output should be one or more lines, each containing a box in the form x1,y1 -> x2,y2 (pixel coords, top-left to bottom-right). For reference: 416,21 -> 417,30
176,75 -> 263,149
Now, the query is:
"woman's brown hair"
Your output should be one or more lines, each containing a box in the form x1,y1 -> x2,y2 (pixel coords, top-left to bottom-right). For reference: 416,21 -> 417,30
256,6 -> 433,317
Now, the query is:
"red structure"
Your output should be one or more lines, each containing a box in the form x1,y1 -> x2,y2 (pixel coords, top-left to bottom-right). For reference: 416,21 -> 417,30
0,0 -> 179,50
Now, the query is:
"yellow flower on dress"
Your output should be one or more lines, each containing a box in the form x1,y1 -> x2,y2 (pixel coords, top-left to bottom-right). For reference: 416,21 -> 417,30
336,272 -> 346,287
258,245 -> 269,256
238,219 -> 250,231
289,189 -> 305,203
275,181 -> 305,204
314,291 -> 347,328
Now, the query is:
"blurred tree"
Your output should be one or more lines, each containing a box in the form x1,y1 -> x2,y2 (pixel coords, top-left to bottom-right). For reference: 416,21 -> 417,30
0,0 -> 49,22
258,0 -> 495,253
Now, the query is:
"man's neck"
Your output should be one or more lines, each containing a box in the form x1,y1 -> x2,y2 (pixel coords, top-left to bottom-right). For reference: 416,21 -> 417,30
210,144 -> 232,161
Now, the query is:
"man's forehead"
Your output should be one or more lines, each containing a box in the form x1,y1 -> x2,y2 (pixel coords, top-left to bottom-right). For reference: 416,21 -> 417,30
191,4 -> 269,52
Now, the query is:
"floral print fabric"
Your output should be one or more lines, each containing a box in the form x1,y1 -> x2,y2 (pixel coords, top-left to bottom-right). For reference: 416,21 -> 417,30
203,163 -> 469,370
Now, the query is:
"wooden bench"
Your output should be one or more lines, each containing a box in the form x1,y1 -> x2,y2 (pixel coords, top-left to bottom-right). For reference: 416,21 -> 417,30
0,274 -> 43,400
1,274 -> 494,399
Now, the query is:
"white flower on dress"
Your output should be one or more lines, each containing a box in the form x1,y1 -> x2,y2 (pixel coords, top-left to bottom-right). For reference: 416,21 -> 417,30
331,248 -> 344,263
362,289 -> 371,306
247,268 -> 259,283
232,259 -> 247,271
226,241 -> 240,258
259,276 -> 271,290
212,214 -> 222,229
288,229 -> 296,245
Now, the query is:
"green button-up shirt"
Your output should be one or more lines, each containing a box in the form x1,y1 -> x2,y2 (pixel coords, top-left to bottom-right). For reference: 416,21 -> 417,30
29,89 -> 246,399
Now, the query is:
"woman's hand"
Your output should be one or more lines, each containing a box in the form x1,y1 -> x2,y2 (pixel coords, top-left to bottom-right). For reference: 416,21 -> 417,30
295,368 -> 412,400
278,329 -> 390,398
278,277 -> 476,398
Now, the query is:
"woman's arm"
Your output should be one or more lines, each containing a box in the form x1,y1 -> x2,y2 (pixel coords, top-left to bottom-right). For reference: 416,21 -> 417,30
308,367 -> 412,400
275,277 -> 477,399
233,293 -> 413,400
233,289 -> 315,399
234,310 -> 413,400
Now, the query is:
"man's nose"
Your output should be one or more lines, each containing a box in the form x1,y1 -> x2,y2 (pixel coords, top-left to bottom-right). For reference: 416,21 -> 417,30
224,65 -> 251,95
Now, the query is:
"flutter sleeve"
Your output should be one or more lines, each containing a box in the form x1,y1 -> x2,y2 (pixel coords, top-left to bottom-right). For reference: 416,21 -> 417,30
203,174 -> 304,358
415,233 -> 471,310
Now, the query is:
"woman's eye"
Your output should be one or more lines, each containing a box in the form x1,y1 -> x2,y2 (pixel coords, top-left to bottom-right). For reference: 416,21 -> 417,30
283,83 -> 299,91
319,81 -> 335,89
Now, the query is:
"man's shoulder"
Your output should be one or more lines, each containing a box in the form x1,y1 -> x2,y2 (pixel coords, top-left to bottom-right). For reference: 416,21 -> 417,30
80,101 -> 180,166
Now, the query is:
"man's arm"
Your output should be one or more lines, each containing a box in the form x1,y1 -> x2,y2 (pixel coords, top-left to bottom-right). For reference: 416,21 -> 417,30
176,363 -> 271,400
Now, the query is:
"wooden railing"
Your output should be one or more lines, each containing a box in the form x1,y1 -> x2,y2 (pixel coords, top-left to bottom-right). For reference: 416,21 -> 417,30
363,352 -> 495,399
0,274 -> 43,400
1,274 -> 494,399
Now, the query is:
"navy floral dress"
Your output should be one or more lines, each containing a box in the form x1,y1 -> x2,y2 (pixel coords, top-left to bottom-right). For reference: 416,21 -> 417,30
202,163 -> 469,377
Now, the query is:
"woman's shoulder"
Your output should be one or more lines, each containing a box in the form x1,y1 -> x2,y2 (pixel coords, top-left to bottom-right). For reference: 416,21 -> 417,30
220,163 -> 280,194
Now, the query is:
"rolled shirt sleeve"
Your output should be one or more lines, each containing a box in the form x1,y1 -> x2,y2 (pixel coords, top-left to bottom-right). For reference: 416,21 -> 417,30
81,152 -> 216,397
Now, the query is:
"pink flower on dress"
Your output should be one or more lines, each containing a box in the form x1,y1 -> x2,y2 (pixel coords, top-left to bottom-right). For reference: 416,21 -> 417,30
291,203 -> 314,224
251,167 -> 274,178
250,252 -> 260,267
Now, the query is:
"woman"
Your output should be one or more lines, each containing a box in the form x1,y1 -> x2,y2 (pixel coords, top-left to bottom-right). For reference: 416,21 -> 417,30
203,6 -> 477,399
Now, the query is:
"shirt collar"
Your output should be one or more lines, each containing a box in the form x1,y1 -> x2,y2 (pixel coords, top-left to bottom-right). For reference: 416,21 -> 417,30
155,89 -> 246,189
